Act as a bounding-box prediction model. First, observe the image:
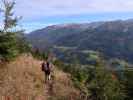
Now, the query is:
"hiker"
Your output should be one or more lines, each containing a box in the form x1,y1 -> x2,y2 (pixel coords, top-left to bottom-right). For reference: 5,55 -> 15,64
41,60 -> 52,82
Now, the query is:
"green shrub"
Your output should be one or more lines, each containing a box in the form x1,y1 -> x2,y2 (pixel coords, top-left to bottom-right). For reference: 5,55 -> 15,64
0,0 -> 29,62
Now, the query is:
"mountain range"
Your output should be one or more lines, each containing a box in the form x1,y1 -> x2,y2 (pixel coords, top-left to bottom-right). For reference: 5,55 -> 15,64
26,19 -> 133,64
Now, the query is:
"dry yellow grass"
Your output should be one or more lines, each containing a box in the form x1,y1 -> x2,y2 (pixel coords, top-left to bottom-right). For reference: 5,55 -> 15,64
0,54 -> 80,100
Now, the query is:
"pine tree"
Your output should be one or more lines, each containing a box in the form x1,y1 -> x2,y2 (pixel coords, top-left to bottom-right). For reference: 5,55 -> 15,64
87,60 -> 125,100
0,0 -> 21,61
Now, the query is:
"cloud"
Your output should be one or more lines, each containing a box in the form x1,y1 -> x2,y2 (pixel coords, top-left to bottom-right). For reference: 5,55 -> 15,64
13,0 -> 133,21
1,0 -> 133,32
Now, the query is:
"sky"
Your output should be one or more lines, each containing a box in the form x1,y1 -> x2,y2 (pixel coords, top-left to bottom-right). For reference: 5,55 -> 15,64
1,0 -> 133,32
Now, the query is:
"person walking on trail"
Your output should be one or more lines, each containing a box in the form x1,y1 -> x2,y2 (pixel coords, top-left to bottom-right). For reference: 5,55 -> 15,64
41,60 -> 52,83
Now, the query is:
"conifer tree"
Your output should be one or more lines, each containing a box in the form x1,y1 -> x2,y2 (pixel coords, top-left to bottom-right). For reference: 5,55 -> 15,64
0,0 -> 21,61
87,60 -> 125,100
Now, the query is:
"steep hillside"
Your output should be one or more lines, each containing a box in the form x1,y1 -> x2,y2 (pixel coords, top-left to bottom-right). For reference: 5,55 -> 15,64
0,54 -> 80,100
26,22 -> 103,50
27,19 -> 133,64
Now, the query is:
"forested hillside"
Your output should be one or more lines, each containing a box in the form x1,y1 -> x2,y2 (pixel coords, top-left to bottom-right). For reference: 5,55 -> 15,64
27,20 -> 133,64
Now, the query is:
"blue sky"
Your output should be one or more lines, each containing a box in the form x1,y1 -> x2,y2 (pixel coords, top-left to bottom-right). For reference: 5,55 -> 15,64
1,0 -> 133,32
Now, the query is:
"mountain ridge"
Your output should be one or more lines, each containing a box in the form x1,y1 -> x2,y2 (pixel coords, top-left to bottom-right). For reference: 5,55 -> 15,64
26,19 -> 133,64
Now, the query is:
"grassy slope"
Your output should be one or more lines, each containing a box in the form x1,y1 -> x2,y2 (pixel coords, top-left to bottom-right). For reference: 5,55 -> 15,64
0,54 -> 80,100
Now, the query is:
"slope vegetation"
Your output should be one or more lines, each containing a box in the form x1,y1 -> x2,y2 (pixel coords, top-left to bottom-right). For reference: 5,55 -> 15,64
0,54 -> 80,100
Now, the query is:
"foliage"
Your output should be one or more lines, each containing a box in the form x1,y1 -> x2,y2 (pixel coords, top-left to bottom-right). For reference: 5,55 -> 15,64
87,60 -> 125,100
123,70 -> 133,100
16,33 -> 32,53
0,32 -> 18,61
54,57 -> 126,100
0,0 -> 30,61
31,48 -> 49,60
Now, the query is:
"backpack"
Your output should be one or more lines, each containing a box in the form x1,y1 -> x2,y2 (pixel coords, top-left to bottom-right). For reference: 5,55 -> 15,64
42,62 -> 50,71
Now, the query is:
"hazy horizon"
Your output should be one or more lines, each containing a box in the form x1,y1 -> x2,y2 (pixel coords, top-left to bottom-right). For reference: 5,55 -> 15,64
1,0 -> 133,32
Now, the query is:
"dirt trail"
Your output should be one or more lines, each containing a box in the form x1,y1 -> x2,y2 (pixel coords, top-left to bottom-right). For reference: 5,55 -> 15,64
0,54 -> 80,100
